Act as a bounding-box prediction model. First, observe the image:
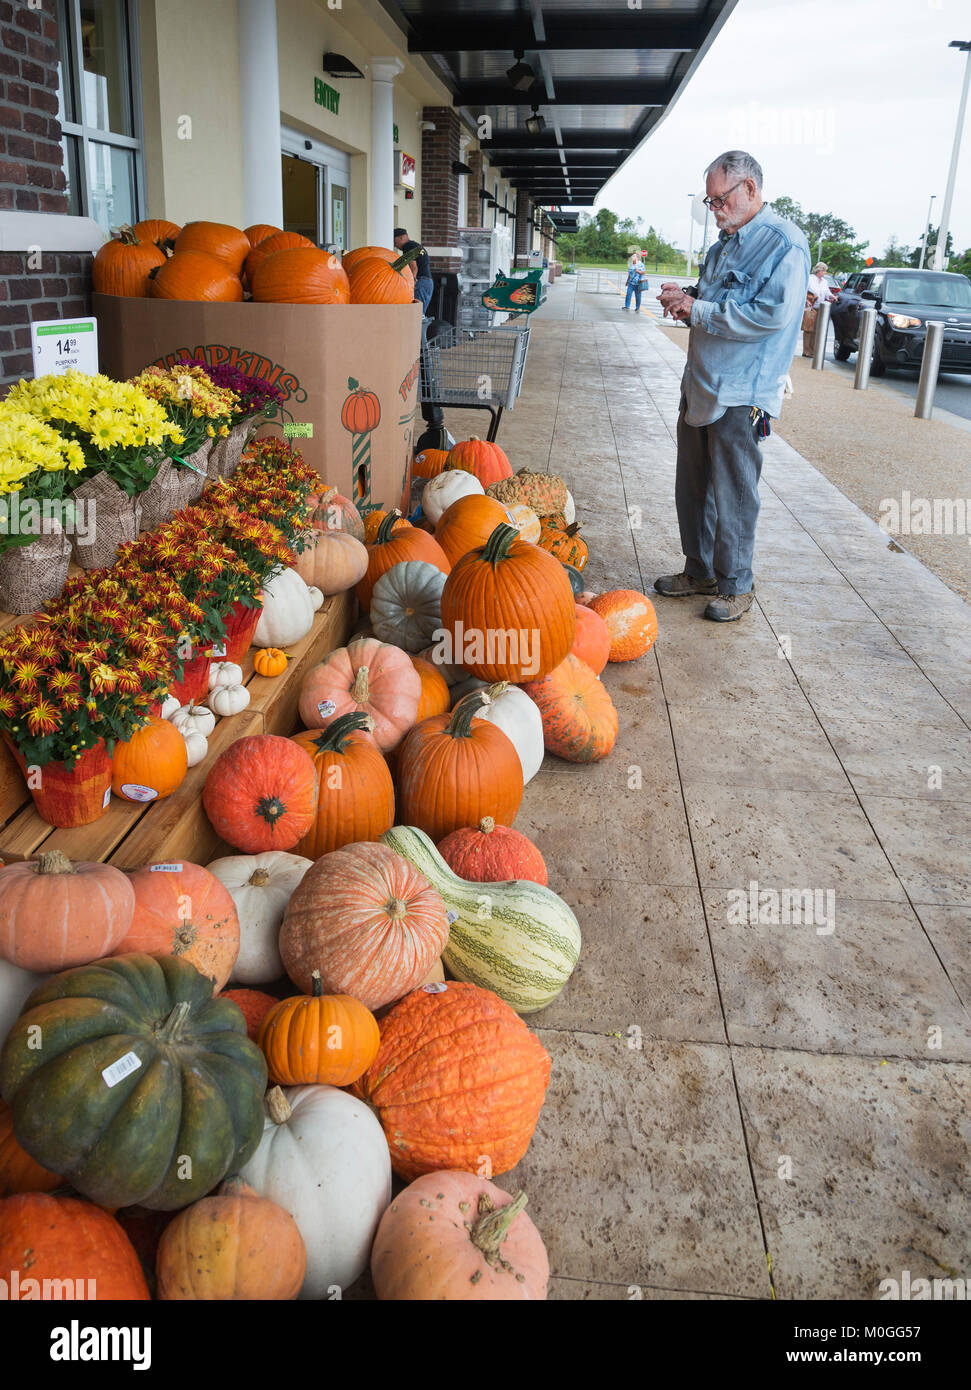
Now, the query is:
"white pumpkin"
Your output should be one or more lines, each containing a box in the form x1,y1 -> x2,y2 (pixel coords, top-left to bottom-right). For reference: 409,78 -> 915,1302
209,683 -> 251,717
254,566 -> 316,648
0,956 -> 44,1045
422,469 -> 483,525
563,489 -> 575,525
160,692 -> 181,720
169,701 -> 216,739
239,1084 -> 392,1300
307,586 -> 324,611
207,851 -> 312,985
473,681 -> 545,784
182,729 -> 208,767
209,661 -> 244,690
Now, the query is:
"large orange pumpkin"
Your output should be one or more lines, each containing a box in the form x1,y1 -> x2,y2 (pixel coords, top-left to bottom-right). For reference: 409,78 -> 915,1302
357,511 -> 450,612
396,690 -> 524,843
258,972 -> 380,1087
244,222 -> 283,248
348,250 -> 419,305
342,245 -> 416,282
243,230 -> 313,284
569,602 -> 611,675
279,841 -> 450,1009
297,636 -> 421,752
0,850 -> 135,972
92,225 -> 165,297
203,735 -> 318,853
251,247 -> 350,304
440,523 -> 575,682
446,437 -> 513,488
0,1194 -> 150,1300
111,715 -> 188,802
0,1099 -> 60,1197
148,252 -> 244,302
132,217 -> 181,249
355,982 -> 552,1181
363,509 -> 410,544
173,221 -> 250,275
290,712 -> 395,858
114,860 -> 241,992
434,494 -> 515,568
588,589 -> 658,661
521,654 -> 618,763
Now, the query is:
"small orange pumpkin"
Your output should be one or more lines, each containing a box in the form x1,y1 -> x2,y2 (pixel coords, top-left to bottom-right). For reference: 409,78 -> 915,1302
258,971 -> 381,1087
588,589 -> 658,661
132,218 -> 181,249
412,448 -> 450,480
115,860 -> 241,992
148,252 -> 244,302
538,519 -> 588,571
244,223 -> 283,248
363,509 -> 410,544
347,249 -> 420,305
254,648 -> 288,678
521,654 -> 618,762
111,716 -> 188,803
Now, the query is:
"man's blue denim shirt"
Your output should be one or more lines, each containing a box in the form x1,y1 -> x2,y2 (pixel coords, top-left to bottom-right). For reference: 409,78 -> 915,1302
684,204 -> 811,426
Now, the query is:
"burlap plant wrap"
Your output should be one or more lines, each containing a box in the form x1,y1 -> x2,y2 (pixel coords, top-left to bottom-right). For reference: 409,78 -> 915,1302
70,472 -> 143,570
136,439 -> 211,531
0,522 -> 72,614
208,417 -> 261,480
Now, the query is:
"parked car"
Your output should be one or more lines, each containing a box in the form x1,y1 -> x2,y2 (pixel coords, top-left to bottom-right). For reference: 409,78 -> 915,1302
830,268 -> 971,375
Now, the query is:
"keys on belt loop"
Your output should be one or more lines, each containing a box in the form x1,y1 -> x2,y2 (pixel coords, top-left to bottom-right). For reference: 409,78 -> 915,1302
750,406 -> 771,439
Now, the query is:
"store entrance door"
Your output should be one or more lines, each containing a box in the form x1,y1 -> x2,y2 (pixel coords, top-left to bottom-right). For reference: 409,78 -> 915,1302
281,154 -> 318,240
280,127 -> 351,250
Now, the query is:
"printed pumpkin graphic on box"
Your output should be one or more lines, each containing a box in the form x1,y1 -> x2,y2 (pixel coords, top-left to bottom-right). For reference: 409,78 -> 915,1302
342,377 -> 382,516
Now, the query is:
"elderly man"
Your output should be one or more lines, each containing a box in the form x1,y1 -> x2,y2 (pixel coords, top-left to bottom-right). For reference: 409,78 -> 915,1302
655,152 -> 810,621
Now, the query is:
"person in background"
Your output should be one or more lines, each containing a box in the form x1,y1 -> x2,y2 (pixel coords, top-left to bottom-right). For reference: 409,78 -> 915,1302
394,228 -> 433,313
623,253 -> 647,313
802,261 -> 834,357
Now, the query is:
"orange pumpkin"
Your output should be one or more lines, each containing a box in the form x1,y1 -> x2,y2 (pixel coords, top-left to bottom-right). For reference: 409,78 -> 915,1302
521,654 -> 618,762
251,247 -> 350,304
220,988 -> 278,1043
569,602 -> 611,674
434,494 -> 515,568
312,487 -> 366,542
297,636 -> 421,752
0,1194 -> 150,1300
342,245 -> 417,282
0,1099 -> 60,1197
446,437 -> 513,488
279,841 -> 450,1009
588,589 -> 658,661
173,221 -> 250,275
291,712 -> 395,858
114,861 -> 241,992
111,715 -> 188,802
244,222 -> 283,247
293,527 -> 368,595
537,519 -> 588,571
396,690 -> 524,842
243,230 -> 313,284
411,655 -> 450,722
202,734 -> 318,853
437,816 -> 548,886
0,850 -> 135,972
348,250 -> 419,305
253,648 -> 287,678
363,509 -> 410,544
148,252 -> 244,302
92,225 -> 165,297
132,217 -> 181,249
440,523 -> 575,682
259,972 -> 380,1087
412,448 -> 450,480
357,510 -> 450,612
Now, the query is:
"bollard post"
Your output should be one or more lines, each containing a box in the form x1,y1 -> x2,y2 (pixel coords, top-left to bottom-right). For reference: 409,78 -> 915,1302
854,305 -> 877,390
915,322 -> 945,419
812,301 -> 832,371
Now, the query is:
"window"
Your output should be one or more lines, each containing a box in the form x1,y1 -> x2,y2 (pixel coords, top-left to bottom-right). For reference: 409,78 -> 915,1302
57,0 -> 143,231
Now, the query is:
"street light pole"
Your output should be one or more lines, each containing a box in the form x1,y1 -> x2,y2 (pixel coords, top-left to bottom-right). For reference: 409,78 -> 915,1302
918,193 -> 936,270
686,195 -> 694,277
932,40 -> 971,272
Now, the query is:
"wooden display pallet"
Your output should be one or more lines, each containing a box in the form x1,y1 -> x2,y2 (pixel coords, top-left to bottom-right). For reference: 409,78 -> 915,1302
0,590 -> 354,868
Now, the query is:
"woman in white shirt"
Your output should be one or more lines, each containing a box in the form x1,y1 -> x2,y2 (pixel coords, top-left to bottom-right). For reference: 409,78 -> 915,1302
803,261 -> 834,356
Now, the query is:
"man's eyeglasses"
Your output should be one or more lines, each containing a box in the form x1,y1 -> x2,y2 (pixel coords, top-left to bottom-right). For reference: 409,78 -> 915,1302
703,180 -> 745,210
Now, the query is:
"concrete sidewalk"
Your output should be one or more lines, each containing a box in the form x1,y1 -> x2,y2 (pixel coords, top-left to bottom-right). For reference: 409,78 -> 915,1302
446,282 -> 971,1301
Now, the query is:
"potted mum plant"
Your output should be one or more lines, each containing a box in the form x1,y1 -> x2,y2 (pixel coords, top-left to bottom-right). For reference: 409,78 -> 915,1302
199,363 -> 285,479
131,364 -> 239,519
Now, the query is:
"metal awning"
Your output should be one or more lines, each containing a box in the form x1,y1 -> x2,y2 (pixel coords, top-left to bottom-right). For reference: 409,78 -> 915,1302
378,0 -> 737,208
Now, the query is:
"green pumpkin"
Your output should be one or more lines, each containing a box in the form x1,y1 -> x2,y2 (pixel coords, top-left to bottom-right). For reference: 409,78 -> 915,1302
563,564 -> 585,597
0,953 -> 267,1211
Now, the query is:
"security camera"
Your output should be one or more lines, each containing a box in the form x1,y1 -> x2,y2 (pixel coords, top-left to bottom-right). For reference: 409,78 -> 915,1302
419,121 -> 437,132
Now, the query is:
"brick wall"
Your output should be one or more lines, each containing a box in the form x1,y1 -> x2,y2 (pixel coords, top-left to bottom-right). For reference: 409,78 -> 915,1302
419,106 -> 462,274
0,1 -> 93,386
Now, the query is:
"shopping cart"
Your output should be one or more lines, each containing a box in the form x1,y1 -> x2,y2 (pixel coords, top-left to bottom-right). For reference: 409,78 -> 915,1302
419,321 -> 531,442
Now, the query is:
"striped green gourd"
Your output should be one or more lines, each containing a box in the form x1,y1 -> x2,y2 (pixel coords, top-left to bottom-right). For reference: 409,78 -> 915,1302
380,825 -> 581,1015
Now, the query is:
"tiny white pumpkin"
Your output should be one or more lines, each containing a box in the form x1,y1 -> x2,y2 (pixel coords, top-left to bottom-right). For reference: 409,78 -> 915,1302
563,489 -> 575,525
254,566 -> 316,648
422,468 -> 483,525
209,683 -> 251,718
209,661 -> 244,690
182,729 -> 208,767
169,701 -> 216,739
208,850 -> 313,985
160,692 -> 181,720
471,681 -> 545,784
370,561 -> 446,653
307,586 -> 324,611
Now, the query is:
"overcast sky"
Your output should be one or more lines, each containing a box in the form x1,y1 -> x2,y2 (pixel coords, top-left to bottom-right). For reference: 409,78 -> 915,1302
586,0 -> 971,260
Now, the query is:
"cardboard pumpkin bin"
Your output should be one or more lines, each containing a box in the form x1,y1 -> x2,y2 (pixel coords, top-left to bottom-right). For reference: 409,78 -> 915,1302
93,294 -> 424,517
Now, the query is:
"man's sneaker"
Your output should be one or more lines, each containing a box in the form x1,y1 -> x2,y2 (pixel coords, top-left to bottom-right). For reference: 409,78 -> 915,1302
704,591 -> 755,622
654,571 -> 718,598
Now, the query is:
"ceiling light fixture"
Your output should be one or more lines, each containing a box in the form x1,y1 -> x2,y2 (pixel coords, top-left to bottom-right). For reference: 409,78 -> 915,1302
506,50 -> 537,91
322,52 -> 365,78
525,106 -> 546,136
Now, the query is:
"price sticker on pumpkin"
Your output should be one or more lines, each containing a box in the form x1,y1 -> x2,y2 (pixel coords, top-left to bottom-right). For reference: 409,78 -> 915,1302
102,1051 -> 142,1088
210,643 -> 227,658
150,863 -> 183,872
120,783 -> 159,802
446,910 -> 458,924
102,787 -> 111,809
317,700 -> 337,718
422,982 -> 447,994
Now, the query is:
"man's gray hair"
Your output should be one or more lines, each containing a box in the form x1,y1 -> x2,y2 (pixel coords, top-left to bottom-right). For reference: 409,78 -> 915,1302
705,151 -> 763,190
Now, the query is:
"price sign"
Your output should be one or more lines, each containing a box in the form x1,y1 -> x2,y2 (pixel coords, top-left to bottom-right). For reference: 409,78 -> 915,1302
31,317 -> 99,378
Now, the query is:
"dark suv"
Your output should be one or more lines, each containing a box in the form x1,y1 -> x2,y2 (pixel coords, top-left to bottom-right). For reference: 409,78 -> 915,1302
830,268 -> 971,375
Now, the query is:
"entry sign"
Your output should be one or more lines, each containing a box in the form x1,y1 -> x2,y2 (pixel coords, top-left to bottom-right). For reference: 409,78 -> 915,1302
31,317 -> 99,378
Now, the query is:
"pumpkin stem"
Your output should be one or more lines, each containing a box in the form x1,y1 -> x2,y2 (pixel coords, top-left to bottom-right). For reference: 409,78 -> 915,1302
218,1175 -> 256,1199
374,509 -> 402,545
470,1190 -> 529,1261
34,849 -> 75,876
351,665 -> 370,705
308,710 -> 373,754
564,523 -> 581,538
311,969 -> 324,997
385,897 -> 408,921
248,867 -> 271,888
392,245 -> 424,272
480,523 -> 520,568
117,224 -> 140,246
447,690 -> 490,739
255,794 -> 287,826
266,1086 -> 292,1125
479,816 -> 495,834
156,1000 -> 191,1043
486,681 -> 509,700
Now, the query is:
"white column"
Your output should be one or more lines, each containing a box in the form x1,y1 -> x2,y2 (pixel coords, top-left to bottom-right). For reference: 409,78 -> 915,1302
239,0 -> 285,229
369,57 -> 404,246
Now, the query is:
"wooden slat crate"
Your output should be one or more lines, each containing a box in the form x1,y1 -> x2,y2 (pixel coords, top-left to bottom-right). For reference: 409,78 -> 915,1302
0,589 -> 355,867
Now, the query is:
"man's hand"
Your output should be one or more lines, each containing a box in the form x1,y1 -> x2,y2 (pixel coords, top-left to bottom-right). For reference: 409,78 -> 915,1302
657,282 -> 695,322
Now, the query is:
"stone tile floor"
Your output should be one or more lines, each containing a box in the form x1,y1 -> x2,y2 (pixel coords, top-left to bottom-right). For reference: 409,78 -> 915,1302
441,282 -> 970,1301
